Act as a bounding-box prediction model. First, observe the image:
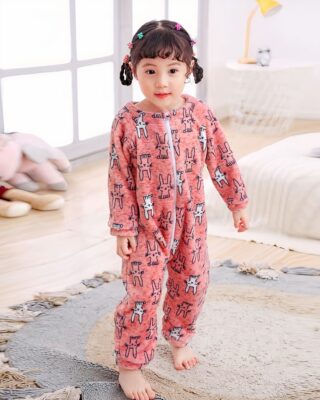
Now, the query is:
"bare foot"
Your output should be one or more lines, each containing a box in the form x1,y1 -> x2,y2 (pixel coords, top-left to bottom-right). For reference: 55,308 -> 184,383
118,367 -> 156,400
170,344 -> 198,370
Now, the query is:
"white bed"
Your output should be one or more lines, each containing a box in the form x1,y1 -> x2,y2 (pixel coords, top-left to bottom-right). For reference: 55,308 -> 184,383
205,132 -> 320,255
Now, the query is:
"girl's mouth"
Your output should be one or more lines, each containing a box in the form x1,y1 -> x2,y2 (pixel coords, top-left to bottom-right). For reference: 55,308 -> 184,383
154,93 -> 171,99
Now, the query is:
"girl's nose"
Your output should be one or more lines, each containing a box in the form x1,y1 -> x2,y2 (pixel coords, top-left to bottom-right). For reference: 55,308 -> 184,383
155,74 -> 168,88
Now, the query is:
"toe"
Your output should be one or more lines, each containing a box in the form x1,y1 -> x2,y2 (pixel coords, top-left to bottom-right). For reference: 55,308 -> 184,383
124,390 -> 134,400
140,390 -> 148,400
175,362 -> 184,370
182,361 -> 189,369
146,385 -> 156,399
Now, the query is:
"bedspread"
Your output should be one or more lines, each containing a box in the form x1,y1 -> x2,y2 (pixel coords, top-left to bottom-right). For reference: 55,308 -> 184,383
205,132 -> 320,255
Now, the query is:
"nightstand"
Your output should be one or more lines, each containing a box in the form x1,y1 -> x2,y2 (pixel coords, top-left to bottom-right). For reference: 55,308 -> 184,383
226,60 -> 312,134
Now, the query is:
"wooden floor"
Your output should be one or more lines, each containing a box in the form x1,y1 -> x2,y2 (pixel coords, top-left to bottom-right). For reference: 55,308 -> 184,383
1,118 -> 320,310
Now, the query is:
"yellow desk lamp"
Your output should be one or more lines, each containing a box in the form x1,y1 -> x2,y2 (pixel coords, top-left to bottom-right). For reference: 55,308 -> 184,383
239,0 -> 282,64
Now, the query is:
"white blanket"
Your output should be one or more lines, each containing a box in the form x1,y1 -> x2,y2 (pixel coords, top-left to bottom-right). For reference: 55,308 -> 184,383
205,132 -> 320,255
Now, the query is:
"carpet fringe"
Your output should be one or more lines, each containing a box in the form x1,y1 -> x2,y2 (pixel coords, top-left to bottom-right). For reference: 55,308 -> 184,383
15,386 -> 82,400
0,270 -> 120,395
0,367 -> 39,389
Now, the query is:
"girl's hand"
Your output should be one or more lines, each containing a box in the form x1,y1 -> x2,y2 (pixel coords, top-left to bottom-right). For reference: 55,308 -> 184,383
116,236 -> 137,260
232,209 -> 249,232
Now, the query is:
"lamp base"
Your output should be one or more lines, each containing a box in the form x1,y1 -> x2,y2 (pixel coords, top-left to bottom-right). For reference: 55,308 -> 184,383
238,57 -> 257,64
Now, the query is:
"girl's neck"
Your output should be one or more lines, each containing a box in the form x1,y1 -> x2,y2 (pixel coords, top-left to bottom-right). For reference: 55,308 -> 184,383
134,96 -> 186,113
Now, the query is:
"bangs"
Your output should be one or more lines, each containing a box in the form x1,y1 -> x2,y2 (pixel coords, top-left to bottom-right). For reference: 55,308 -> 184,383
132,29 -> 193,66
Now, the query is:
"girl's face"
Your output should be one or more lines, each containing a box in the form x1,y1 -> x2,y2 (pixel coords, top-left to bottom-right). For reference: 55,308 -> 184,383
134,56 -> 189,112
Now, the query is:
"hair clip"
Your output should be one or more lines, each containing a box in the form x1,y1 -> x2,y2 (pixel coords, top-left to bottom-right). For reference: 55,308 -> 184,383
127,42 -> 133,49
123,54 -> 130,64
175,23 -> 182,31
190,39 -> 196,46
137,32 -> 144,40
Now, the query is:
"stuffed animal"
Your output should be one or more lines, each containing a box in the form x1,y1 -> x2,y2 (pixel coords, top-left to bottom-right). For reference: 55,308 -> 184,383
0,132 -> 71,192
0,185 -> 64,218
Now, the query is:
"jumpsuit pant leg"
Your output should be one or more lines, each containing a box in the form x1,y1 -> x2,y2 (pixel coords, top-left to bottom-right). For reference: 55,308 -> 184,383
114,231 -> 167,370
162,234 -> 210,347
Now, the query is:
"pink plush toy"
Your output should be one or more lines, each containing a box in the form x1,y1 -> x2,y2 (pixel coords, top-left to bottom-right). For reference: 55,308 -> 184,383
0,132 -> 71,192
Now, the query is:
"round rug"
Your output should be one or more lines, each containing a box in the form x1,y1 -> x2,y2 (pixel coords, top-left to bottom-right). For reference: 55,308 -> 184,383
2,267 -> 320,400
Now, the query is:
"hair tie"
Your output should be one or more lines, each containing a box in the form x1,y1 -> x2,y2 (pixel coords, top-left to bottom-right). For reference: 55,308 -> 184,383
127,42 -> 133,49
190,39 -> 196,47
137,32 -> 144,40
123,54 -> 130,64
175,23 -> 182,31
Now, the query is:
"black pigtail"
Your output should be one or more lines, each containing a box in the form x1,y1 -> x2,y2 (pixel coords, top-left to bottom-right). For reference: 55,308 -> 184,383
120,62 -> 133,86
192,56 -> 203,84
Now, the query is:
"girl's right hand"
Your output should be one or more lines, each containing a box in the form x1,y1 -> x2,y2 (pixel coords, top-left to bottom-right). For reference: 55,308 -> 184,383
116,236 -> 137,260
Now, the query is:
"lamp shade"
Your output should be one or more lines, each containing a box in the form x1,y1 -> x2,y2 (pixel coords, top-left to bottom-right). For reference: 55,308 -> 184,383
256,0 -> 282,17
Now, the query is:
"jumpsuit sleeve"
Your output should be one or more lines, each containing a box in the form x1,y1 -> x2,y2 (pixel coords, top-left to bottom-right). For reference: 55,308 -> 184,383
107,117 -> 138,236
205,108 -> 248,212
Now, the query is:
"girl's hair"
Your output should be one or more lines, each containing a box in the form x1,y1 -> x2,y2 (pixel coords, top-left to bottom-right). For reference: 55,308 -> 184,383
120,20 -> 203,86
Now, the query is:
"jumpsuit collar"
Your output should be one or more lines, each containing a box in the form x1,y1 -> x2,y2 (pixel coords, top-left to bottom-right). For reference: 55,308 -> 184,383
126,94 -> 194,119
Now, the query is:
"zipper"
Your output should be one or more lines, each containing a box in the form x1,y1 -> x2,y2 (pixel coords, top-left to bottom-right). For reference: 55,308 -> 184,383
164,116 -> 177,251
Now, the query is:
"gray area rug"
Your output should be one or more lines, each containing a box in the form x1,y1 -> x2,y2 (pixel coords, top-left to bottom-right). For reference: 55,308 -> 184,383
0,266 -> 320,400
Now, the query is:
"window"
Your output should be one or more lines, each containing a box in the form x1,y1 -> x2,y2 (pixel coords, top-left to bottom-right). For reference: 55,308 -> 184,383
0,0 -> 208,159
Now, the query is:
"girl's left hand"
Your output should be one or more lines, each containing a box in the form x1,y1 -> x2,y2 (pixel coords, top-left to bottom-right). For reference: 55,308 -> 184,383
232,209 -> 249,232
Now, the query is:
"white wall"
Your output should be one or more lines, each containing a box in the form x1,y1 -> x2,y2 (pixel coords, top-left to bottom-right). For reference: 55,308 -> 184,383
207,0 -> 320,119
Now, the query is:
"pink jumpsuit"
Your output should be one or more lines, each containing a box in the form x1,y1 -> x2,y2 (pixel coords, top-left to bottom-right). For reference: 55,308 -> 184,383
108,94 -> 248,369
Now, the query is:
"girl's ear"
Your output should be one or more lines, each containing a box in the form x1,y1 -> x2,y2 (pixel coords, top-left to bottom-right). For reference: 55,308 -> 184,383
188,60 -> 194,74
186,59 -> 195,77
129,62 -> 137,79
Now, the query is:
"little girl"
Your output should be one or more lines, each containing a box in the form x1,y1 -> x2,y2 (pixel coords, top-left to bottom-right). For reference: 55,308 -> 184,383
108,19 -> 249,400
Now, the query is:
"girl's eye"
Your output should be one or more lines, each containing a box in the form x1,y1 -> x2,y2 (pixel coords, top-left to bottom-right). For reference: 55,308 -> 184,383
145,69 -> 155,75
169,68 -> 178,74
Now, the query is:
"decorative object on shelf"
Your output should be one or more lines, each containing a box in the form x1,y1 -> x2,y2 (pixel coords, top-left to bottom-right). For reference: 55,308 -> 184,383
239,0 -> 282,64
256,48 -> 271,66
